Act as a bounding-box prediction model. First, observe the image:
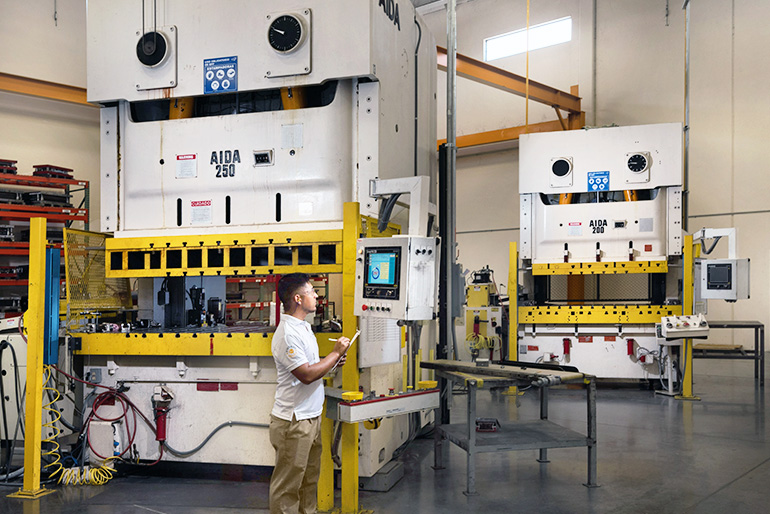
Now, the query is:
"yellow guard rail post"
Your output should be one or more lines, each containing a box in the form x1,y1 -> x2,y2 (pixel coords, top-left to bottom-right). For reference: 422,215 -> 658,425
508,242 -> 518,361
677,234 -> 700,400
8,218 -> 56,499
340,202 -> 361,513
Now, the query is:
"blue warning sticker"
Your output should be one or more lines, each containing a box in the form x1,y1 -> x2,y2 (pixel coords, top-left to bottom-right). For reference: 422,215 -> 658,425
587,171 -> 610,192
203,56 -> 238,95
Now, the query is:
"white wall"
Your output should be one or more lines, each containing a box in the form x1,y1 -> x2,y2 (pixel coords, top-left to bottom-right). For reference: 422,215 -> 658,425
0,92 -> 100,227
421,0 -> 770,346
0,0 -> 99,229
0,0 -> 88,87
423,0 -> 595,137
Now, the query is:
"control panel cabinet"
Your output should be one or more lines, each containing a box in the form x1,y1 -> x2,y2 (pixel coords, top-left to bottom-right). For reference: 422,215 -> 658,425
695,258 -> 750,302
354,236 -> 437,321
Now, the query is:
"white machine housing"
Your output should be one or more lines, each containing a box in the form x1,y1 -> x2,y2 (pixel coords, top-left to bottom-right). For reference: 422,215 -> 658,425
354,236 -> 438,321
517,325 -> 670,379
517,123 -> 685,380
519,123 -> 683,264
85,0 -> 437,477
89,0 -> 437,236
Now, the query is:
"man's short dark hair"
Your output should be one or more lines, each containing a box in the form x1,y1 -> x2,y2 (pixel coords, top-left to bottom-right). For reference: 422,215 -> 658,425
277,273 -> 312,309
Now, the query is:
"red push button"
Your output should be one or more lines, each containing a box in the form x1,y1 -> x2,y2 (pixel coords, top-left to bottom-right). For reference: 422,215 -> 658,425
362,305 -> 368,311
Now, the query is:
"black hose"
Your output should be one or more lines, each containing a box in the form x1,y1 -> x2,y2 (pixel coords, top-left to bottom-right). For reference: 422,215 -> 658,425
699,236 -> 722,255
0,341 -> 9,473
4,382 -> 25,482
414,17 -> 422,178
378,194 -> 402,233
163,421 -> 268,457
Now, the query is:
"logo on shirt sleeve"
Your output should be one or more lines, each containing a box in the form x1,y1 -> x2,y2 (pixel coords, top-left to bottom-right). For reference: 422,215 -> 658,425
286,346 -> 299,360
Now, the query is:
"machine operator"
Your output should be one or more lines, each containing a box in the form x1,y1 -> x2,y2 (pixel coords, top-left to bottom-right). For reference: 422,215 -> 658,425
269,273 -> 351,514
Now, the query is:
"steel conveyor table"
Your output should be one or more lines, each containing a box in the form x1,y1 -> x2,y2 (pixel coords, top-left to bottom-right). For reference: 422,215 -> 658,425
421,359 -> 597,496
693,320 -> 764,386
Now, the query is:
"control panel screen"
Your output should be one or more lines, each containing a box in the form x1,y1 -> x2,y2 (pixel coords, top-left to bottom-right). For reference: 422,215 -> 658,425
364,247 -> 401,300
707,263 -> 732,290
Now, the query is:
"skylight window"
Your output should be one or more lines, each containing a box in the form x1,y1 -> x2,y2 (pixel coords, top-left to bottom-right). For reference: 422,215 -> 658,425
484,17 -> 572,62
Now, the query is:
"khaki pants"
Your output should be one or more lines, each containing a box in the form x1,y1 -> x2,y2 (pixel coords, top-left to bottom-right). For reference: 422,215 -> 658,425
269,414 -> 322,514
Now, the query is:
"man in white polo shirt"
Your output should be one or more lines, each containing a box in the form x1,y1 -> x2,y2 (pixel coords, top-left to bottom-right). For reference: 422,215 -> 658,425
269,273 -> 350,514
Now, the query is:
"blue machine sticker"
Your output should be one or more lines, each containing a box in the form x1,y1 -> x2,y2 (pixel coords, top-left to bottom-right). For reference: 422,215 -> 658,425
203,56 -> 238,94
587,171 -> 610,192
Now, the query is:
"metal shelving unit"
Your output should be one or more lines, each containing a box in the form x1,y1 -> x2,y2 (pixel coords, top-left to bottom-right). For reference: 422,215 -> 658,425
0,172 -> 89,316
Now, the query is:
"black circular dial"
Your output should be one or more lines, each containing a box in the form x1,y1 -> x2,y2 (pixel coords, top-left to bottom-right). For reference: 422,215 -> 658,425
552,158 -> 571,177
268,15 -> 303,53
627,154 -> 648,172
136,31 -> 168,67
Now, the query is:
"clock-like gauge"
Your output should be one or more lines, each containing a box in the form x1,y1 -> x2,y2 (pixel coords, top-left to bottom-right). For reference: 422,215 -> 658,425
551,158 -> 572,177
627,153 -> 648,172
136,31 -> 168,67
268,14 -> 304,53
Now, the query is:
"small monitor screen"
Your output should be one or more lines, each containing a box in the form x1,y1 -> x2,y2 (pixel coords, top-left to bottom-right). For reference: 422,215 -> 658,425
368,252 -> 397,285
363,246 -> 401,300
707,263 -> 732,290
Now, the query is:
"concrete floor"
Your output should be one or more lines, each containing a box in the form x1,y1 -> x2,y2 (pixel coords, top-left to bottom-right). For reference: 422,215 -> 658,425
1,358 -> 767,513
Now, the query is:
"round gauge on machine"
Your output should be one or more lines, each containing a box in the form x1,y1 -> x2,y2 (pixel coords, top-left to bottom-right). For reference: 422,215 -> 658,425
268,14 -> 304,53
136,31 -> 168,67
627,153 -> 648,172
551,158 -> 572,177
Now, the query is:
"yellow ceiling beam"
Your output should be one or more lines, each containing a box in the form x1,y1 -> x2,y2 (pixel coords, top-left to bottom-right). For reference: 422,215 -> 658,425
0,72 -> 92,107
438,119 -> 565,149
437,46 -> 582,114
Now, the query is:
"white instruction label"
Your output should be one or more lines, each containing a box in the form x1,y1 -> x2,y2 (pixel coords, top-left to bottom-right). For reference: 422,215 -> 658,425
281,124 -> 304,149
190,200 -> 212,225
568,222 -> 582,236
176,154 -> 197,178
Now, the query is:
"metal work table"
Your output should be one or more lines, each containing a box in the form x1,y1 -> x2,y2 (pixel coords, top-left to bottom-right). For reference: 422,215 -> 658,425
421,360 -> 597,496
693,320 -> 764,386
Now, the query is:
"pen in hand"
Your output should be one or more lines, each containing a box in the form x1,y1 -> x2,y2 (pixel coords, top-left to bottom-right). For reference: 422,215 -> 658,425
329,330 -> 360,372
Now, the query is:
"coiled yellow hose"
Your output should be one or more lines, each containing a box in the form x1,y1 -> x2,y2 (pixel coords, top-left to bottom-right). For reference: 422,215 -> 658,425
42,365 -> 63,483
42,365 -> 120,486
